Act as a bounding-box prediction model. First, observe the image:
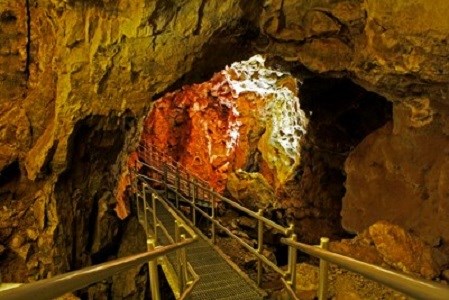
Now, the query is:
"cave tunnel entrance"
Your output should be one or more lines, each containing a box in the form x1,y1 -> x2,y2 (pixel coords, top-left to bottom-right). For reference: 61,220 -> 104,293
279,76 -> 393,244
273,76 -> 393,268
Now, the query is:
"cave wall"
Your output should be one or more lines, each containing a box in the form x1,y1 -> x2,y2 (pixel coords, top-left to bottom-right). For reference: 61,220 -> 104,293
2,0 -> 449,284
0,0 -> 256,281
259,0 -> 449,245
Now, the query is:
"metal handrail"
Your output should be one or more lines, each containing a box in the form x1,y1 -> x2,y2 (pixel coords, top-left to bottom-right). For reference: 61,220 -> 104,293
137,143 -> 449,300
137,144 -> 209,187
136,143 -> 293,287
281,237 -> 449,300
134,177 -> 199,300
0,240 -> 195,300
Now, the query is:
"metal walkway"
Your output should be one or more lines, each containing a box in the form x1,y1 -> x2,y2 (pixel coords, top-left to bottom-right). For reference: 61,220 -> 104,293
150,198 -> 264,300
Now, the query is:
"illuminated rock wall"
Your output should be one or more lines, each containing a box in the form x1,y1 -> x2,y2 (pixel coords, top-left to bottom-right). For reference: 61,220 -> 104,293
259,0 -> 449,246
0,0 -> 253,283
2,0 -> 449,286
141,55 -> 307,196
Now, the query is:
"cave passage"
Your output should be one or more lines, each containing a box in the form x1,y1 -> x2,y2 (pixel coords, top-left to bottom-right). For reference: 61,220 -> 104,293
134,57 -> 393,290
280,76 -> 393,243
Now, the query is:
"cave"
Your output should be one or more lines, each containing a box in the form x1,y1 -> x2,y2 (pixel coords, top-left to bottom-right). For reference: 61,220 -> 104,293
1,1 -> 449,299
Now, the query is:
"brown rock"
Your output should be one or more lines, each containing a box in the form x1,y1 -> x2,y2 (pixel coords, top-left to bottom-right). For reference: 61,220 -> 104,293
111,218 -> 147,298
442,269 -> 449,282
0,0 -> 253,282
140,55 -> 306,193
329,239 -> 384,267
368,221 -> 445,279
0,103 -> 31,170
227,170 -> 276,210
342,114 -> 449,246
238,216 -> 257,230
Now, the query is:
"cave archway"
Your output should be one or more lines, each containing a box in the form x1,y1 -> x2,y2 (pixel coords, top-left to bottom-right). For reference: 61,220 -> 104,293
279,76 -> 393,244
135,58 -> 393,278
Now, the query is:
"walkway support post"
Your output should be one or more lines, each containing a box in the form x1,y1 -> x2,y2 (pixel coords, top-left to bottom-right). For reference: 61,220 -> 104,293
256,209 -> 264,286
152,193 -> 158,242
176,164 -> 180,208
180,234 -> 188,292
174,220 -> 182,291
192,179 -> 197,226
163,164 -> 168,199
318,237 -> 330,300
134,170 -> 141,223
147,239 -> 161,300
287,224 -> 297,292
142,184 -> 149,237
211,191 -> 216,244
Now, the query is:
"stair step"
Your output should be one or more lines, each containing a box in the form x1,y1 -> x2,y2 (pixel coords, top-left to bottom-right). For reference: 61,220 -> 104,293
187,255 -> 223,265
196,277 -> 244,291
190,282 -> 254,299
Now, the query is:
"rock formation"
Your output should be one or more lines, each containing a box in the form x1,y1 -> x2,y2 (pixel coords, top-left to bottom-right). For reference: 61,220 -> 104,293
1,0 -> 449,296
330,221 -> 448,280
259,0 -> 449,246
140,55 -> 307,196
0,0 -> 256,283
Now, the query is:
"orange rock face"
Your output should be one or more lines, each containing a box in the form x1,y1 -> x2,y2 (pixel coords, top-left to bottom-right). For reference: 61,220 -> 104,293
141,72 -> 241,192
140,56 -> 305,194
330,220 -> 448,279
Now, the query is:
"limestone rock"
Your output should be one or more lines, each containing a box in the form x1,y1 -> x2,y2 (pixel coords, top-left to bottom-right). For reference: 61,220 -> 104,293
0,0 -> 252,282
342,111 -> 449,246
111,217 -> 147,299
140,55 -> 307,194
0,0 -> 28,102
368,221 -> 446,279
91,192 -> 120,255
330,234 -> 384,267
227,170 -> 276,211
261,0 -> 449,101
258,0 -> 449,253
332,221 -> 447,280
0,103 -> 31,170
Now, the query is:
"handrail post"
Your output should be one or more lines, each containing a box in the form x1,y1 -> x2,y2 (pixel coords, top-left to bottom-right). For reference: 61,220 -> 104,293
134,171 -> 140,223
175,220 -> 183,291
175,164 -> 180,208
318,237 -> 330,300
147,239 -> 161,300
163,164 -> 168,199
142,184 -> 149,237
180,234 -> 188,293
152,193 -> 158,242
287,228 -> 297,293
211,191 -> 216,244
192,179 -> 197,226
187,173 -> 191,198
257,209 -> 264,286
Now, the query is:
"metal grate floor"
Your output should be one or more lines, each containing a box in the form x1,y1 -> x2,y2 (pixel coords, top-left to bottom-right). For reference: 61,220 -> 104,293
148,200 -> 265,300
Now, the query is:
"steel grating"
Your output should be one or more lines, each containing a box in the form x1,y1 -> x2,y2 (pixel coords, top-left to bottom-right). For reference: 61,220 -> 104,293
146,199 -> 265,300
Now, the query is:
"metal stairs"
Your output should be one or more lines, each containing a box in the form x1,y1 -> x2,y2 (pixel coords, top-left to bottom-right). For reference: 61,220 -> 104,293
141,191 -> 264,300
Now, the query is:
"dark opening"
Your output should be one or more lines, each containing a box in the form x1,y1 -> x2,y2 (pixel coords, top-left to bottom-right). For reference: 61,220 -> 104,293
0,160 -> 20,188
279,76 -> 392,244
0,10 -> 17,23
54,114 -> 136,273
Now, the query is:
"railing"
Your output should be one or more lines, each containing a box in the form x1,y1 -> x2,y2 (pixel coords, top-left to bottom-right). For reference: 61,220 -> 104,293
282,238 -> 449,300
137,143 -> 216,206
0,240 -> 196,300
133,174 -> 199,300
137,143 -> 449,300
135,144 -> 301,295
